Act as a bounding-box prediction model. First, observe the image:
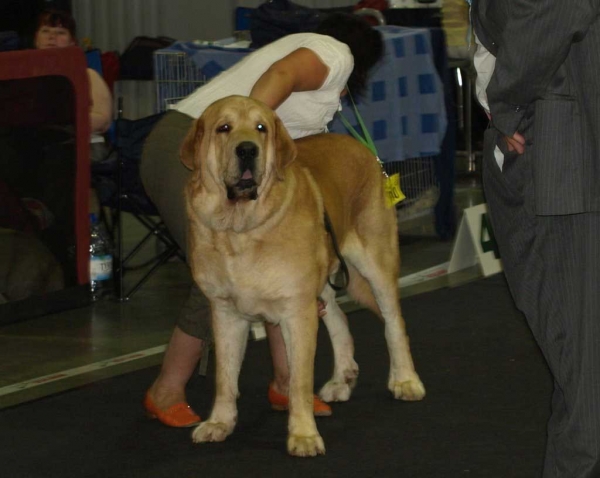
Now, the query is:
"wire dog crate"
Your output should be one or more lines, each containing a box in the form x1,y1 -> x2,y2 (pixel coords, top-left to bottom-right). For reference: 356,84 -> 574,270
384,157 -> 439,221
154,50 -> 206,113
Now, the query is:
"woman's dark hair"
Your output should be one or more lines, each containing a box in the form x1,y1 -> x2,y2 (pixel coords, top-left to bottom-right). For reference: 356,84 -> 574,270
36,9 -> 78,43
315,12 -> 384,98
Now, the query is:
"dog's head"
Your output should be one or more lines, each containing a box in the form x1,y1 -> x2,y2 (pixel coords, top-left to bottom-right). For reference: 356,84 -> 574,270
180,95 -> 297,202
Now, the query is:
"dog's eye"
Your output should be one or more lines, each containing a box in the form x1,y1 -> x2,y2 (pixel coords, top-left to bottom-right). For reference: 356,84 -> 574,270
256,123 -> 267,133
217,124 -> 230,133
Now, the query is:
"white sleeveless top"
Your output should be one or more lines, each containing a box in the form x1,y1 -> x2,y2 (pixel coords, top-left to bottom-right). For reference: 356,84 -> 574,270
174,33 -> 353,139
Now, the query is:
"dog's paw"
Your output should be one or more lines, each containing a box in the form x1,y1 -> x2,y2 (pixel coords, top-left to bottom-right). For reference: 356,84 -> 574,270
191,421 -> 233,443
319,363 -> 359,402
287,434 -> 326,457
319,381 -> 353,402
390,379 -> 426,401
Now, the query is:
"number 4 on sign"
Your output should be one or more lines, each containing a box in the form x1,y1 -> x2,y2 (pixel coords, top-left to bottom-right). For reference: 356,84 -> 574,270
448,203 -> 503,277
480,212 -> 501,259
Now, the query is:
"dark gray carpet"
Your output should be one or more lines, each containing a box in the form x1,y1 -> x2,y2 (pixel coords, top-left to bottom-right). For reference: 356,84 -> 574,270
0,274 -> 552,478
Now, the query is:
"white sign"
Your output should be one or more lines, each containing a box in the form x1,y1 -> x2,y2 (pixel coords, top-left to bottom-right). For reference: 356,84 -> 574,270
448,203 -> 503,277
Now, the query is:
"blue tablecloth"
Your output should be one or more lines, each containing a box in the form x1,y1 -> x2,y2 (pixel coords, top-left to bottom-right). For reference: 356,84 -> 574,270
329,26 -> 446,162
158,26 -> 446,163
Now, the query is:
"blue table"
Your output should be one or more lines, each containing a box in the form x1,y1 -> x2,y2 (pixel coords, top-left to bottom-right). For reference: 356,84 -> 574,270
157,26 -> 446,163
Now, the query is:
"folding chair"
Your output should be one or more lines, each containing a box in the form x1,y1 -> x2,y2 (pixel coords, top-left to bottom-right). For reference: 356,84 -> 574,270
92,98 -> 185,300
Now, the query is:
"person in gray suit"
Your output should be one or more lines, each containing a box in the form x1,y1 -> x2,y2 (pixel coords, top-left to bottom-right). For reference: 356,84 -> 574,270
471,1 -> 600,476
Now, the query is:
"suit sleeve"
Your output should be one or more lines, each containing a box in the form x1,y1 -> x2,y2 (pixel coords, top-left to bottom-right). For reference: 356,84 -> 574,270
486,0 -> 599,136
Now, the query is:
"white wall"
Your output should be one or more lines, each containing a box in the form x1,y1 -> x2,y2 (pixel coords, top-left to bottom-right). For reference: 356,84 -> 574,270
72,0 -> 356,118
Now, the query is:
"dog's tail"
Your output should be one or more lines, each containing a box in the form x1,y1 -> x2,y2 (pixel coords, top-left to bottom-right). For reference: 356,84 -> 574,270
346,264 -> 382,317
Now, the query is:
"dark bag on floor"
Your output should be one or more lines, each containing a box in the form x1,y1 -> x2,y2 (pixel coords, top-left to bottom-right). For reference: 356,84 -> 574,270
249,0 -> 327,48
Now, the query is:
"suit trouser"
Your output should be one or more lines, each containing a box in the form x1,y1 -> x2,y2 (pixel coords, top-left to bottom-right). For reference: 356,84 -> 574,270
140,110 -> 213,345
482,129 -> 600,477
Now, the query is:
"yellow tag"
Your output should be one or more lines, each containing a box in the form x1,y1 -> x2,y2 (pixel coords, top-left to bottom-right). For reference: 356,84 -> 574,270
384,173 -> 405,208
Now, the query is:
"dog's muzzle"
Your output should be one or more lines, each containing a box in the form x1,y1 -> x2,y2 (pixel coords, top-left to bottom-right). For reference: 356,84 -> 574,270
227,141 -> 259,201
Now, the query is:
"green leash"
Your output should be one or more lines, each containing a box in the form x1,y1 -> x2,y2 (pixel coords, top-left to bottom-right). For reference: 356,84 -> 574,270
337,89 -> 379,158
336,88 -> 406,207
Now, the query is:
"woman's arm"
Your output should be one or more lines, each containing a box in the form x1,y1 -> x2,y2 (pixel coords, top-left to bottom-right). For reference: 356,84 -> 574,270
87,68 -> 113,134
249,47 -> 330,110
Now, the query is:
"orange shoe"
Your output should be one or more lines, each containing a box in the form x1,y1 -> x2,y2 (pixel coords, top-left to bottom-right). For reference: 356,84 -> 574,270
268,384 -> 332,417
143,392 -> 201,428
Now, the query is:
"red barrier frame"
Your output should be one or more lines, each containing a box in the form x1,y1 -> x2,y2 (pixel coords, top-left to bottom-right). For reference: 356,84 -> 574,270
0,47 -> 91,285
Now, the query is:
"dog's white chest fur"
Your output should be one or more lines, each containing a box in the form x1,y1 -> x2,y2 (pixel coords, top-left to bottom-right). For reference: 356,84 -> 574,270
195,229 -> 325,320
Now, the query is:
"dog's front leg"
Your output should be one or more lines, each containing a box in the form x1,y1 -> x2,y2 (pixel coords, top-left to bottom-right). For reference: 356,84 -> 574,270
191,303 -> 249,444
280,302 -> 325,457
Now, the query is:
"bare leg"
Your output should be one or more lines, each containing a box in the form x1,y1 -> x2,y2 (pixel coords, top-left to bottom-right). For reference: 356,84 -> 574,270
267,300 -> 327,395
266,322 -> 290,395
147,326 -> 204,409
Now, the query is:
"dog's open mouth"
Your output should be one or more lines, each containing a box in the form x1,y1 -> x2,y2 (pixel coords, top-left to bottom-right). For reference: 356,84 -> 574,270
227,170 -> 258,201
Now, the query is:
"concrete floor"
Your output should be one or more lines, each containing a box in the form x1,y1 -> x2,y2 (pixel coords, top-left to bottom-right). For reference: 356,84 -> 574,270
0,174 -> 486,409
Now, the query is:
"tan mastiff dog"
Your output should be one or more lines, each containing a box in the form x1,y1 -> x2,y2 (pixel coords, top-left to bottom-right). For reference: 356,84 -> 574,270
181,95 -> 425,457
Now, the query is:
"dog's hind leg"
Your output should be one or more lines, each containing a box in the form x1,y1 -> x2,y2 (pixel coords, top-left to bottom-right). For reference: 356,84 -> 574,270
345,241 -> 426,402
318,284 -> 359,402
191,304 -> 250,444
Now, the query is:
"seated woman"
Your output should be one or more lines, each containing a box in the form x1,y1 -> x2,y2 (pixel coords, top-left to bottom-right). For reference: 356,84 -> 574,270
34,9 -> 113,136
33,9 -> 113,221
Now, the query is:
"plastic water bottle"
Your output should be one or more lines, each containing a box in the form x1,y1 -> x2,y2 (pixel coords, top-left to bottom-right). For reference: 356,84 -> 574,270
89,213 -> 114,300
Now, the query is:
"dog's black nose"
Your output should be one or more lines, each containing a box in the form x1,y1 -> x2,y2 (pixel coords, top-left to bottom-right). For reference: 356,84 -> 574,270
236,141 -> 258,171
236,141 -> 258,161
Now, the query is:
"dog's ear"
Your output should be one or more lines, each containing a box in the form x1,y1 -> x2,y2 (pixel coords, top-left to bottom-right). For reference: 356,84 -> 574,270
274,115 -> 296,180
180,118 -> 205,170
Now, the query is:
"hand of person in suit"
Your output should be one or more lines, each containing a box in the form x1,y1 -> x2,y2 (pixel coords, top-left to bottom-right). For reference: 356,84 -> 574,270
488,108 -> 526,155
504,131 -> 526,155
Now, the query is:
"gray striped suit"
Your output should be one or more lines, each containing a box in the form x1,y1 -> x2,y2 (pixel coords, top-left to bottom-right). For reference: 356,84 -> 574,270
472,1 -> 600,476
